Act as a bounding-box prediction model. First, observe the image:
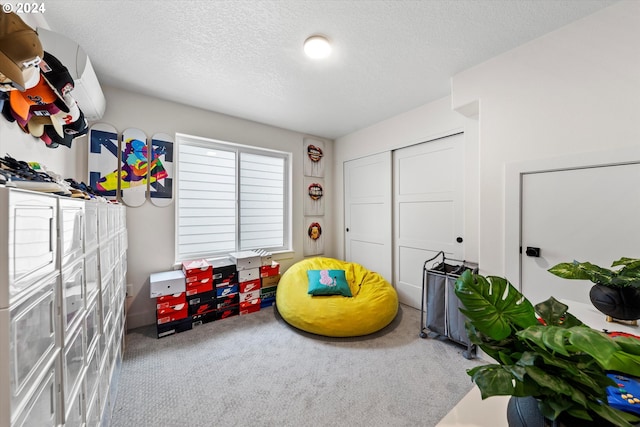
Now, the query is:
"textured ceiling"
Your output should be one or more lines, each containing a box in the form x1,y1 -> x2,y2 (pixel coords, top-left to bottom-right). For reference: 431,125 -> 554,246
39,0 -> 617,139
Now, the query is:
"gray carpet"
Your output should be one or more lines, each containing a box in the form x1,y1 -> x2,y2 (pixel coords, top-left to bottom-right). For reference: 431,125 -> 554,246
109,304 -> 482,427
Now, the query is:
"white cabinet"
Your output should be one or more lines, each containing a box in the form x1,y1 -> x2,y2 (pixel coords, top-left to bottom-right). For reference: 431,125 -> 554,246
0,188 -> 128,427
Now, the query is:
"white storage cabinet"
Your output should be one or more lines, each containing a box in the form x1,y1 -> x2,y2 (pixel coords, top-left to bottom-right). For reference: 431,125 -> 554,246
0,188 -> 128,426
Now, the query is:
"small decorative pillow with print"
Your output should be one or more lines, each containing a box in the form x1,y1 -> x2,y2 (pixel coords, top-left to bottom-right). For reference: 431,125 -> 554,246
307,269 -> 352,297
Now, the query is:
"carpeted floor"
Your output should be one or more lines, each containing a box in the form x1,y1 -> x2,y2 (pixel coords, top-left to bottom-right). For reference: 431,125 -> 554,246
109,304 -> 482,427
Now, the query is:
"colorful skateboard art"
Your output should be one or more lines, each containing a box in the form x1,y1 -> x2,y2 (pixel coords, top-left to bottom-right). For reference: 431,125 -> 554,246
88,123 -> 119,201
120,128 -> 149,207
148,133 -> 174,207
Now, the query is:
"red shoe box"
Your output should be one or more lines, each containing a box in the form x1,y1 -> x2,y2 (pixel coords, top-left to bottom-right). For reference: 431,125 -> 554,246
260,262 -> 280,278
239,290 -> 260,303
215,305 -> 239,320
156,292 -> 186,309
261,274 -> 280,289
157,303 -> 188,325
185,270 -> 212,284
157,317 -> 192,339
240,299 -> 261,315
185,280 -> 213,296
239,279 -> 261,293
182,259 -> 213,285
217,293 -> 239,310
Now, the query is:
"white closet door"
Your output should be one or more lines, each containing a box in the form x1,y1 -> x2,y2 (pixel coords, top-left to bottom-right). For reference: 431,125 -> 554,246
344,152 -> 392,282
393,134 -> 464,309
520,163 -> 640,306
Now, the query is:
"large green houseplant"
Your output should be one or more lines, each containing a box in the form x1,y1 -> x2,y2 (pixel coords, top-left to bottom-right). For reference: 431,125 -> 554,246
454,269 -> 640,426
548,257 -> 640,320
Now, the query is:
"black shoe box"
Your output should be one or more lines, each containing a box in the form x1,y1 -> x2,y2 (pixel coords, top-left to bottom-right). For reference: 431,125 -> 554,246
215,305 -> 239,320
191,310 -> 217,327
213,264 -> 237,286
216,293 -> 239,310
157,317 -> 193,339
186,290 -> 216,306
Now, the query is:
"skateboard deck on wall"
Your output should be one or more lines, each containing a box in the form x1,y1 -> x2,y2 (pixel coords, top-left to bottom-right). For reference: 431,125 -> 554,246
88,123 -> 119,201
120,127 -> 148,207
148,132 -> 174,207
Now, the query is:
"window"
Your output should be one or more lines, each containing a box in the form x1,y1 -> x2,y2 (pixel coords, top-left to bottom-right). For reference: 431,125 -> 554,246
175,134 -> 291,262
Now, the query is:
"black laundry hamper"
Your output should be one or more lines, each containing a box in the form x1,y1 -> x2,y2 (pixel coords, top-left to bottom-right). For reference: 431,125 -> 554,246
419,251 -> 478,359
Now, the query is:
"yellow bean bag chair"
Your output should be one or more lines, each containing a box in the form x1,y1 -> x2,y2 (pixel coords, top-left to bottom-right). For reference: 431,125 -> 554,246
276,257 -> 399,337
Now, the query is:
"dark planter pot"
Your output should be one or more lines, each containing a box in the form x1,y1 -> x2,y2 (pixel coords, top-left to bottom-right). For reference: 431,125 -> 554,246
506,396 -> 633,427
589,284 -> 640,320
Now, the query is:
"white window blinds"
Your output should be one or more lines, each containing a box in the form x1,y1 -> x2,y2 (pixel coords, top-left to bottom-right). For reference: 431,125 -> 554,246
175,134 -> 290,262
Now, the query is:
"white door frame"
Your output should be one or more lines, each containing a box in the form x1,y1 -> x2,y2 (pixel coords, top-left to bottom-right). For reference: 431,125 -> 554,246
505,146 -> 640,290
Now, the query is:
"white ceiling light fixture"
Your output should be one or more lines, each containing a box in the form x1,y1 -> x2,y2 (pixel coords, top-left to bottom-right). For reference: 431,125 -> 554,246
304,35 -> 332,59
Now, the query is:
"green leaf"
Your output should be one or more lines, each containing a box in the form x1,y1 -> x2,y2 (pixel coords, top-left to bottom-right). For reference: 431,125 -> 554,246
567,327 -> 620,364
524,365 -> 588,407
454,270 -> 538,340
548,262 -> 592,281
587,399 -> 640,427
468,364 -> 517,398
534,297 -> 583,328
612,336 -> 640,356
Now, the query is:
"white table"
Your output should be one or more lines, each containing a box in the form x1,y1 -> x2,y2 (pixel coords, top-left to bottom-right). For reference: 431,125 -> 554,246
436,299 -> 640,426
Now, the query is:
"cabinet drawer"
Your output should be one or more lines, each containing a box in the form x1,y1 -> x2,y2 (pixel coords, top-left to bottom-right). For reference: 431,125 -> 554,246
2,189 -> 58,304
8,276 -> 57,415
98,203 -> 109,243
99,240 -> 113,280
61,260 -> 85,339
84,202 -> 98,253
63,323 -> 85,406
86,385 -> 101,427
64,377 -> 85,427
85,342 -> 101,403
58,198 -> 84,269
85,250 -> 99,305
12,357 -> 58,427
85,298 -> 100,355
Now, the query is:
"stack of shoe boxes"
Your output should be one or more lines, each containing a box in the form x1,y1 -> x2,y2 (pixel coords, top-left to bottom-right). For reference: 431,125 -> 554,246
150,270 -> 191,338
230,251 -> 263,315
182,259 -> 216,326
149,253 -> 275,338
260,261 -> 280,308
212,258 -> 240,320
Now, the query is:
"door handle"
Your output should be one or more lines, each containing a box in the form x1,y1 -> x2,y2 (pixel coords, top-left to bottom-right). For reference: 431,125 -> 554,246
456,237 -> 463,243
346,228 -> 349,232
525,247 -> 541,257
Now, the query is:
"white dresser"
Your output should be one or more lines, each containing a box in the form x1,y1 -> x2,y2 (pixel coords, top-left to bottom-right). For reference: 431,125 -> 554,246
0,188 -> 128,427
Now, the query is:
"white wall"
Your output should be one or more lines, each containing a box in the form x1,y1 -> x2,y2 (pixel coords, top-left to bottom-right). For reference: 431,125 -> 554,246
95,86 -> 333,328
451,0 -> 640,277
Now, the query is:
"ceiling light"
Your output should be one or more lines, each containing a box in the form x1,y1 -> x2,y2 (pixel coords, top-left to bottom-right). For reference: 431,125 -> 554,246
304,35 -> 331,59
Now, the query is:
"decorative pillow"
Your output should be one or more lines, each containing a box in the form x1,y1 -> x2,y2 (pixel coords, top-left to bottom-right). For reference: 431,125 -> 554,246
307,269 -> 352,297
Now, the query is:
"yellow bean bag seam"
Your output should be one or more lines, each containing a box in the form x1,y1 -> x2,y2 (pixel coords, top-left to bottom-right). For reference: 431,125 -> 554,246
276,257 -> 399,337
